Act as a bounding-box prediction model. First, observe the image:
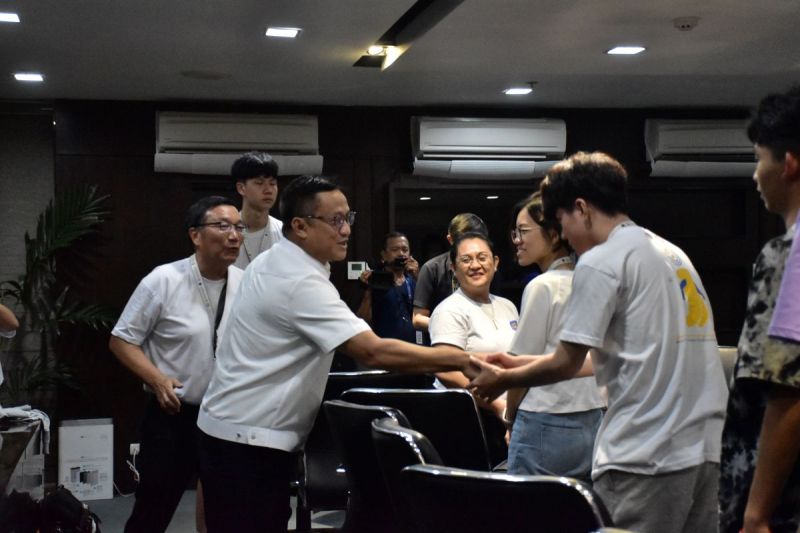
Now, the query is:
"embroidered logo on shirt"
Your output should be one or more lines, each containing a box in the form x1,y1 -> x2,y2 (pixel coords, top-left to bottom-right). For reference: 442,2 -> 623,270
509,320 -> 518,330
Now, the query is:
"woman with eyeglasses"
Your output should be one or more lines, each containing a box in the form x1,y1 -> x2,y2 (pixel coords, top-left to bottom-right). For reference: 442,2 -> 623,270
505,192 -> 605,483
428,231 -> 519,422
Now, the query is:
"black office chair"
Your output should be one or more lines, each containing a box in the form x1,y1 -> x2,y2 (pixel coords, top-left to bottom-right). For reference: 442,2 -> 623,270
399,464 -> 613,533
322,400 -> 411,533
342,387 -> 495,471
371,417 -> 443,533
296,371 -> 433,531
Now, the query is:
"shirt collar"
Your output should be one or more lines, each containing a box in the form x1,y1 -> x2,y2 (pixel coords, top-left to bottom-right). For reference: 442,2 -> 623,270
280,238 -> 332,276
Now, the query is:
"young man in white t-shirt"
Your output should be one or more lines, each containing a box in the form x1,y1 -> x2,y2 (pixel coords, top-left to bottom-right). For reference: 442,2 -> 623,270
231,151 -> 283,269
470,152 -> 728,533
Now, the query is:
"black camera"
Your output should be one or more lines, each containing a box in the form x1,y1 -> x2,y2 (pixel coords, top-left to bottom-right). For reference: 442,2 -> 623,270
390,256 -> 408,268
368,270 -> 394,290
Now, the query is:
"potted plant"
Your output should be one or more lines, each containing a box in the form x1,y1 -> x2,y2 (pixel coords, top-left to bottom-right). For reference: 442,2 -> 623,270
0,184 -> 114,407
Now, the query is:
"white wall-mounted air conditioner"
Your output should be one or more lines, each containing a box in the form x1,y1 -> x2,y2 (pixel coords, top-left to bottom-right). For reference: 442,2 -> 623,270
644,119 -> 755,178
155,112 -> 323,176
412,117 -> 566,180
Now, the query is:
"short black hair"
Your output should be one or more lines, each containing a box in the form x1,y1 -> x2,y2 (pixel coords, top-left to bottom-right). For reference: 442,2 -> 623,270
382,231 -> 408,251
279,175 -> 340,237
447,213 -> 488,240
747,85 -> 800,161
540,151 -> 629,222
186,196 -> 237,230
450,231 -> 495,264
231,151 -> 279,184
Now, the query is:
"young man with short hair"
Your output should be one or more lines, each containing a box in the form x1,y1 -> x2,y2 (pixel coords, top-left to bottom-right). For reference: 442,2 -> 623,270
719,86 -> 800,533
470,152 -> 728,533
197,176 -> 476,533
231,151 -> 283,268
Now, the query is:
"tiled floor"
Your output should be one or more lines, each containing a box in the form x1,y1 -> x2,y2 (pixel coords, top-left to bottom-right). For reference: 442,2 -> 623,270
88,490 -> 343,532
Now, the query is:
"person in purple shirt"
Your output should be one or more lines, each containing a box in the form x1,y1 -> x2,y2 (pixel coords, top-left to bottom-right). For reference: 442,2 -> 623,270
770,210 -> 800,342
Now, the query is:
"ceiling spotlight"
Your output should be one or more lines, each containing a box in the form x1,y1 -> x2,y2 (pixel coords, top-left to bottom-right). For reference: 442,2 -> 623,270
266,27 -> 301,38
486,195 -> 499,200
0,12 -> 20,23
419,196 -> 431,201
607,46 -> 646,55
503,82 -> 535,96
14,72 -> 44,82
367,45 -> 386,56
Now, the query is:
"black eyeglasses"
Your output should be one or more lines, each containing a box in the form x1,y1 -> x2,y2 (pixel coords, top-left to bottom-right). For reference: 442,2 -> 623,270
196,221 -> 247,234
303,211 -> 356,230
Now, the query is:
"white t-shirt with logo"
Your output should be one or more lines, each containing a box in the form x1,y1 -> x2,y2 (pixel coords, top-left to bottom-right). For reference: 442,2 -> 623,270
430,289 -> 519,353
560,223 -> 728,479
510,269 -> 605,414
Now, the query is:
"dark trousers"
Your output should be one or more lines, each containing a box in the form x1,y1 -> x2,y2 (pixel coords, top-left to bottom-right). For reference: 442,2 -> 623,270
199,431 -> 295,533
124,397 -> 200,533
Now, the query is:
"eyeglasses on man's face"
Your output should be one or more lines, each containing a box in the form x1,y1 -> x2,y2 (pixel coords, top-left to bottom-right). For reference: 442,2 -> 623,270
510,226 -> 535,242
456,253 -> 493,267
304,211 -> 356,230
196,221 -> 247,234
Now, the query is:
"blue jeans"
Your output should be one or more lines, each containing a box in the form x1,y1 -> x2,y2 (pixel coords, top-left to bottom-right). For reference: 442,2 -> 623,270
507,408 -> 603,483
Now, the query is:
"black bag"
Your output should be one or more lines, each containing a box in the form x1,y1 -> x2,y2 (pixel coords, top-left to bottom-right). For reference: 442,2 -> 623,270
0,490 -> 39,533
39,485 -> 101,533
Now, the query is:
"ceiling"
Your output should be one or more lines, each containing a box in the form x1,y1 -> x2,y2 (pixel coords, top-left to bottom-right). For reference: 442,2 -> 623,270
1,0 -> 799,108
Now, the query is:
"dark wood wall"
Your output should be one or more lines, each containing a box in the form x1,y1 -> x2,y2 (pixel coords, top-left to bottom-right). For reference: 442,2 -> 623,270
49,100 -> 781,491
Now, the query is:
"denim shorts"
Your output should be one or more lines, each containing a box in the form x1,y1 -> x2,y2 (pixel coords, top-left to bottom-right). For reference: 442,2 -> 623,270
507,408 -> 603,483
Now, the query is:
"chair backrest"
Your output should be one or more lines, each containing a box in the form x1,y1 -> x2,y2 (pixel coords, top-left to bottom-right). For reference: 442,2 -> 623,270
299,371 -> 432,518
400,464 -> 611,533
343,387 -> 492,471
371,417 -> 443,532
323,400 -> 411,533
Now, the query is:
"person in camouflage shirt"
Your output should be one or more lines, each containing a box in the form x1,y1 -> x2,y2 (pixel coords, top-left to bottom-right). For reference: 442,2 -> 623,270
720,86 -> 800,533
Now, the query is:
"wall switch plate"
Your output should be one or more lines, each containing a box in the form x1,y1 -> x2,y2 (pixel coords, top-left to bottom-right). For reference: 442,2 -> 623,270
347,261 -> 368,280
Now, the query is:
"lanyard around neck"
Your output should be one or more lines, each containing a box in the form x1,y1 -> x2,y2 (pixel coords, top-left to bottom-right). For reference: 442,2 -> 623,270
189,255 -> 227,353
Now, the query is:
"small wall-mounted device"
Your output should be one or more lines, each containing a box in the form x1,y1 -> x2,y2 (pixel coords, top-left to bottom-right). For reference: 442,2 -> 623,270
347,261 -> 368,280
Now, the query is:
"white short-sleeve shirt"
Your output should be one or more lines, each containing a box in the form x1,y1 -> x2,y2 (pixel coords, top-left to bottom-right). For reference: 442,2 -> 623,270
233,215 -> 283,269
510,269 -> 605,414
111,256 -> 244,405
430,289 -> 519,353
561,223 -> 728,479
198,238 -> 371,453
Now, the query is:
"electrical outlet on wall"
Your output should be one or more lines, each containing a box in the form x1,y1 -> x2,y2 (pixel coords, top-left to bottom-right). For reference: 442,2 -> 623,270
129,443 -> 140,456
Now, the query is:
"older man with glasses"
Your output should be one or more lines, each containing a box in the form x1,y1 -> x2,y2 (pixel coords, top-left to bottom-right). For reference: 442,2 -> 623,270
197,175 -> 477,533
110,196 -> 245,533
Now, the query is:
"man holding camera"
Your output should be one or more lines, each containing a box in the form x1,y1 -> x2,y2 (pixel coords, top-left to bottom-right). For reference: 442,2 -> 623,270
357,231 -> 421,344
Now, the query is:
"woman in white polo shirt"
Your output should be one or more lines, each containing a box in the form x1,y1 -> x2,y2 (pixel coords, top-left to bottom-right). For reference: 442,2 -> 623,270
505,192 -> 605,483
429,232 -> 518,421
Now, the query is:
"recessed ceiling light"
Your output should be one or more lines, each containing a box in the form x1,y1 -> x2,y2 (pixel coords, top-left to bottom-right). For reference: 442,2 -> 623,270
0,12 -> 20,23
607,46 -> 645,55
14,72 -> 44,82
486,195 -> 499,200
419,196 -> 431,201
503,87 -> 532,96
367,45 -> 385,56
266,27 -> 301,38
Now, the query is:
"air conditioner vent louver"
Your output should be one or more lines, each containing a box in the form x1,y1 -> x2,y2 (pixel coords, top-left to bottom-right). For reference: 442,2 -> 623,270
645,119 -> 755,177
155,112 -> 323,176
412,117 -> 566,180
